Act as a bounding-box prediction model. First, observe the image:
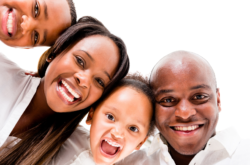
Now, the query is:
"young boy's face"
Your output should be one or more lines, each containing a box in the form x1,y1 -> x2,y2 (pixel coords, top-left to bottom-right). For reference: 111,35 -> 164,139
0,0 -> 71,47
87,86 -> 153,165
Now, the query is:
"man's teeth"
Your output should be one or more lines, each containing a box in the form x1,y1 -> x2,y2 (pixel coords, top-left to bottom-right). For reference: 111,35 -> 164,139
61,80 -> 80,99
104,139 -> 121,148
174,125 -> 199,131
7,13 -> 13,34
59,86 -> 74,102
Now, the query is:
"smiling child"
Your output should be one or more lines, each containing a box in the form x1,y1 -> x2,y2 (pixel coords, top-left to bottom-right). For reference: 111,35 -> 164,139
50,74 -> 155,165
0,0 -> 76,47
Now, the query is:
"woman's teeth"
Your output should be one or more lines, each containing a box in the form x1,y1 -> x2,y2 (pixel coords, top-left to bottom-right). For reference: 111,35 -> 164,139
59,86 -> 74,102
61,80 -> 80,99
7,13 -> 13,34
174,125 -> 199,131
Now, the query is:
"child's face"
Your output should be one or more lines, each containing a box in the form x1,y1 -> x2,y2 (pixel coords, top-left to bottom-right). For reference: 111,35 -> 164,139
0,0 -> 71,47
43,35 -> 119,113
87,86 -> 153,165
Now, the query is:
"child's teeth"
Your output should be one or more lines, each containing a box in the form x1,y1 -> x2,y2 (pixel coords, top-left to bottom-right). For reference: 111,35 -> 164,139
104,139 -> 121,147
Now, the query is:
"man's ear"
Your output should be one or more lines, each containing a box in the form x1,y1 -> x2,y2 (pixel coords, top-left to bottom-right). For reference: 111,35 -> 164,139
86,107 -> 94,125
135,136 -> 148,150
216,88 -> 221,112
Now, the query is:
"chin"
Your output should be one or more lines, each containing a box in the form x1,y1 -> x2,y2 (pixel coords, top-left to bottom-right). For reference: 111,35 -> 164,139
174,143 -> 206,156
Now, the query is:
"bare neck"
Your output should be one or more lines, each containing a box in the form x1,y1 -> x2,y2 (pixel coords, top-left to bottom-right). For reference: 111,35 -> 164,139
11,78 -> 55,136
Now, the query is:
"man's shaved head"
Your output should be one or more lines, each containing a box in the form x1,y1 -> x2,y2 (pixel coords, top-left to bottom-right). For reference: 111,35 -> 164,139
151,50 -> 221,157
150,50 -> 217,91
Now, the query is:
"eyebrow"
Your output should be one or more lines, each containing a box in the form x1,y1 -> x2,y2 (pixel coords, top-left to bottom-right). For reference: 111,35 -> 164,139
78,50 -> 111,80
155,89 -> 174,97
43,0 -> 48,20
40,30 -> 47,45
190,84 -> 211,90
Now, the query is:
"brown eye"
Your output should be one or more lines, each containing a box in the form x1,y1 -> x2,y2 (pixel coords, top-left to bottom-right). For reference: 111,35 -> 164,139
106,114 -> 115,121
193,95 -> 205,100
96,78 -> 105,88
76,56 -> 85,67
34,1 -> 39,17
34,31 -> 39,44
129,126 -> 139,133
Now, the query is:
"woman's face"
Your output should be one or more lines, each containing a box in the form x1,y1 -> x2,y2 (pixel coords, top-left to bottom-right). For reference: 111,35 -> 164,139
43,35 -> 120,113
0,0 -> 71,47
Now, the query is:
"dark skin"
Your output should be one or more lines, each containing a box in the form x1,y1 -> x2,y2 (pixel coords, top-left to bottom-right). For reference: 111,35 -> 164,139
150,51 -> 221,165
11,35 -> 120,137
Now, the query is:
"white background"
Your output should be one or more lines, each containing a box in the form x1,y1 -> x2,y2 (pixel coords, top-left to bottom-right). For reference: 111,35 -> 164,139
1,0 -> 250,139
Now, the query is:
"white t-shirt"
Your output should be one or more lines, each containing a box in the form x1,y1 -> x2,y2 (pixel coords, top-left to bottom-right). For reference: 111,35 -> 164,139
0,53 -> 41,148
50,126 -> 95,165
116,127 -> 250,165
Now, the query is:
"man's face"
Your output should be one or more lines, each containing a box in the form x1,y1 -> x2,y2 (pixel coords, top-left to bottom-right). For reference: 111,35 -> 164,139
0,0 -> 71,47
152,62 -> 221,155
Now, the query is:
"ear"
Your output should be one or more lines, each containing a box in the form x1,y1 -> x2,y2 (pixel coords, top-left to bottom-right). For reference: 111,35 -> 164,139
46,56 -> 54,63
86,107 -> 94,125
216,88 -> 221,112
135,136 -> 148,150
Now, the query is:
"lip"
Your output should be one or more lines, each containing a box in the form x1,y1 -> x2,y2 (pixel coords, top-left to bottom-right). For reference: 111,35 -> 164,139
56,78 -> 82,105
1,8 -> 17,38
169,122 -> 206,137
99,138 -> 122,159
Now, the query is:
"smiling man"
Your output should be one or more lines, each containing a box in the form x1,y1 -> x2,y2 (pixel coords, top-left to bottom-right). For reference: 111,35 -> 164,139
116,51 -> 250,165
0,0 -> 76,47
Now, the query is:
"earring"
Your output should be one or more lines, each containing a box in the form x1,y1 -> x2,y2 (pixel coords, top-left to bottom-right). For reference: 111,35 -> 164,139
46,56 -> 53,63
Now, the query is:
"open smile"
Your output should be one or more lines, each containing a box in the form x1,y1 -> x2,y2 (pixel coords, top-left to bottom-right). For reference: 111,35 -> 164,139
100,138 -> 122,159
1,8 -> 17,38
169,124 -> 205,136
56,78 -> 82,105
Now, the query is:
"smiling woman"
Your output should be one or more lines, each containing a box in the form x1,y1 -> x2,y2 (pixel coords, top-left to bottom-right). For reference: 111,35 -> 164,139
0,16 -> 129,165
0,0 -> 76,47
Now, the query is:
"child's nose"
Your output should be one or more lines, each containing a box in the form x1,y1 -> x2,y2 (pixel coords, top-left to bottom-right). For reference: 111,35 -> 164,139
21,15 -> 37,35
110,128 -> 124,139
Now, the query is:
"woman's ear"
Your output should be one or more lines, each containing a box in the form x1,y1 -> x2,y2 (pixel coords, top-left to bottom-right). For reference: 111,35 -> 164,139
86,107 -> 94,125
135,136 -> 148,150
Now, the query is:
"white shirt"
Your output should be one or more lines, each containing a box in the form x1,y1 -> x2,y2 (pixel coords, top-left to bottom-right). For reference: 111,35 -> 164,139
50,126 -> 95,165
116,127 -> 250,165
0,53 -> 40,148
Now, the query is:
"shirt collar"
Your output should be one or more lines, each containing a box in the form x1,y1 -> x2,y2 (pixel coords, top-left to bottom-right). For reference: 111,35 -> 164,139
209,127 -> 241,156
149,127 -> 240,157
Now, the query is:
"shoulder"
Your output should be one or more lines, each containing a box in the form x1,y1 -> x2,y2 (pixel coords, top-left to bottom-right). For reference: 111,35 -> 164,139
51,126 -> 91,165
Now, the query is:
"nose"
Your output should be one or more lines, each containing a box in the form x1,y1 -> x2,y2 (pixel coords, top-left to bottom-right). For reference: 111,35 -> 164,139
74,71 -> 91,89
175,99 -> 196,120
21,15 -> 37,35
110,126 -> 124,140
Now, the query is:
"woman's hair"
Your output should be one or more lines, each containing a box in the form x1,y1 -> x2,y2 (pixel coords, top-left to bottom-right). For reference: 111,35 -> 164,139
66,0 -> 77,26
0,16 -> 129,165
94,73 -> 156,136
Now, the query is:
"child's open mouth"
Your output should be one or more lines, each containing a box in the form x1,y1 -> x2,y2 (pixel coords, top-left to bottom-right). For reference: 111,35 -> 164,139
100,139 -> 121,158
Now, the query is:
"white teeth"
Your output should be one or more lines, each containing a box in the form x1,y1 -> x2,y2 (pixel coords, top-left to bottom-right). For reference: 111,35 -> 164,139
61,80 -> 80,99
104,139 -> 121,148
59,86 -> 74,102
174,125 -> 199,131
7,13 -> 13,34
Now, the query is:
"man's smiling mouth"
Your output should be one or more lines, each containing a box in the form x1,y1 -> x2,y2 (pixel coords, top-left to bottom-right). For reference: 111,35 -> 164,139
170,124 -> 204,133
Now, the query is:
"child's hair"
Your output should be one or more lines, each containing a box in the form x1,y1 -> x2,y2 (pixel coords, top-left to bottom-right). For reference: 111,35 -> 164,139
0,16 -> 129,165
94,73 -> 155,136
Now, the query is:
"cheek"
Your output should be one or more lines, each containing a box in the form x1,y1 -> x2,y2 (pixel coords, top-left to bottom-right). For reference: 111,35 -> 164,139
155,104 -> 174,127
1,37 -> 30,47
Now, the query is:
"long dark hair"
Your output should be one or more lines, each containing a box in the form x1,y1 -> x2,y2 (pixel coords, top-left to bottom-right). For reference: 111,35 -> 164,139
0,16 -> 129,165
